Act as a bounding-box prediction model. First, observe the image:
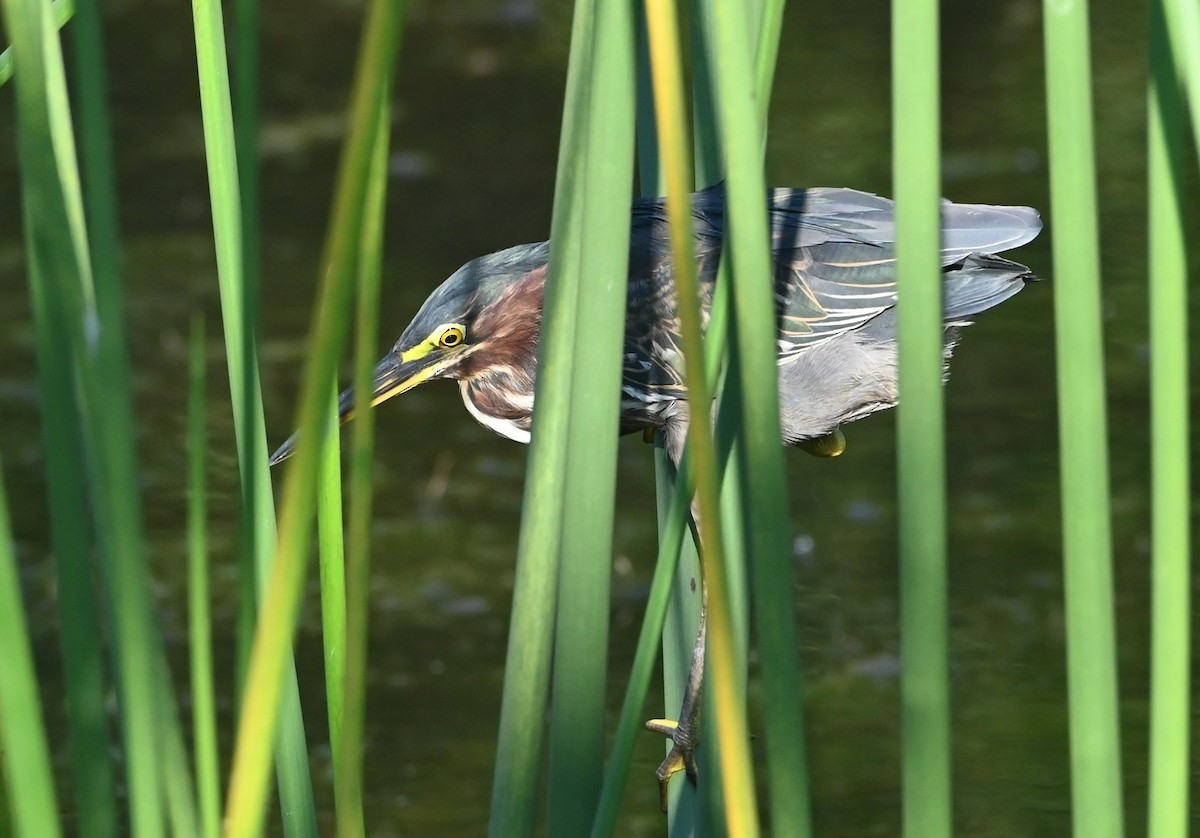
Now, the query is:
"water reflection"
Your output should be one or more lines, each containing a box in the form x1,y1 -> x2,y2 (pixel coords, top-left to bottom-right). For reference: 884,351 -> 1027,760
1,0 -> 1193,834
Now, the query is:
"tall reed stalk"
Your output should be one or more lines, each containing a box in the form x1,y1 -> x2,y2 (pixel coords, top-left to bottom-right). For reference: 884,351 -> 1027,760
188,316 -> 222,838
543,5 -> 638,828
191,0 -> 320,828
221,0 -> 404,832
644,2 -> 754,834
6,0 -> 199,831
1146,2 -> 1192,836
0,462 -> 62,838
1041,1 -> 1125,835
892,0 -> 951,835
335,91 -> 391,838
2,9 -> 121,831
487,0 -> 637,833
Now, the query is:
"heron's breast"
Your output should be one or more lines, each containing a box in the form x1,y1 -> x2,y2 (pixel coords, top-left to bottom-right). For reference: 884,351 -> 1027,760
459,378 -> 533,443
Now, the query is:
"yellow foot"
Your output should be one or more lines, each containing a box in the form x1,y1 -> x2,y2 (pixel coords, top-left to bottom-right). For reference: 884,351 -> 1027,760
645,718 -> 699,812
798,427 -> 846,458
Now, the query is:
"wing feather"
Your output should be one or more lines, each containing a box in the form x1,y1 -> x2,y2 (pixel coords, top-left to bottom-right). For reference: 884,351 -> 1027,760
620,184 -> 1040,404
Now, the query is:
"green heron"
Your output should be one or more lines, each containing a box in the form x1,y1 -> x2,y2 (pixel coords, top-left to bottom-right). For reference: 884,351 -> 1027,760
270,183 -> 1041,801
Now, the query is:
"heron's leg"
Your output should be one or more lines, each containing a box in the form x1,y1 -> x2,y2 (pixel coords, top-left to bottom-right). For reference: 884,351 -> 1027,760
644,416 -> 710,810
645,594 -> 706,810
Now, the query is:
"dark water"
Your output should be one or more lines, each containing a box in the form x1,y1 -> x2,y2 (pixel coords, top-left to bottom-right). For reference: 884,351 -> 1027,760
2,0 -> 1197,834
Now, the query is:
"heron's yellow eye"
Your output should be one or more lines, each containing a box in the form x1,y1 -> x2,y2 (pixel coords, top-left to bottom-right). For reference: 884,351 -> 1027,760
436,324 -> 465,348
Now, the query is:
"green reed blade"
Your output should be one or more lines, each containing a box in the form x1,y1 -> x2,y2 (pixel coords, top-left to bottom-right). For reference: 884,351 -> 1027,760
701,0 -> 815,824
190,0 -> 321,829
1160,0 -> 1200,160
892,0 -> 952,835
540,0 -> 637,831
61,3 -> 136,829
643,4 -> 705,828
645,2 -> 759,835
233,0 -> 261,387
221,1 -> 404,833
752,0 -> 785,129
22,242 -> 116,838
487,0 -> 596,832
697,10 -> 788,797
589,235 -> 745,838
605,12 -> 709,831
698,3 -> 774,835
6,0 -> 203,831
1146,4 -> 1191,836
0,461 -> 63,838
0,0 -> 73,88
0,754 -> 9,833
336,90 -> 389,838
317,385 -> 347,770
635,8 -> 664,198
75,1 -> 202,830
1042,1 -> 1125,836
591,446 -> 694,837
152,665 -> 199,838
231,0 -> 261,704
188,316 -> 222,838
21,109 -> 118,838
636,0 -> 799,830
705,0 -> 815,834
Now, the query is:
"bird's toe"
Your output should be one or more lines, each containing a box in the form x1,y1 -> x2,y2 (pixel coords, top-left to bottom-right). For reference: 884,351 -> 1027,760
645,716 -> 700,811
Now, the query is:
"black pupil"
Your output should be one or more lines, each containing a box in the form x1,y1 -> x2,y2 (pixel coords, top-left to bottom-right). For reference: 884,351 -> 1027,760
443,332 -> 459,345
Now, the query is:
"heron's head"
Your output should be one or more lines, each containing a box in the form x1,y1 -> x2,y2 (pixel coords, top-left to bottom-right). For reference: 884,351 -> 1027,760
269,242 -> 549,465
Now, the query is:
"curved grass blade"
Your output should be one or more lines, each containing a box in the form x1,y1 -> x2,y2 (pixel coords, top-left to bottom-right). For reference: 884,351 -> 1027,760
190,0 -> 321,829
221,1 -> 405,832
336,89 -> 390,838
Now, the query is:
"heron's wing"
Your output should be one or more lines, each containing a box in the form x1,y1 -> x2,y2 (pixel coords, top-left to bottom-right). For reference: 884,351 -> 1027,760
769,187 -> 1041,358
769,187 -> 1042,258
621,185 -> 1040,395
634,184 -> 1042,257
619,200 -> 703,405
620,191 -> 728,407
